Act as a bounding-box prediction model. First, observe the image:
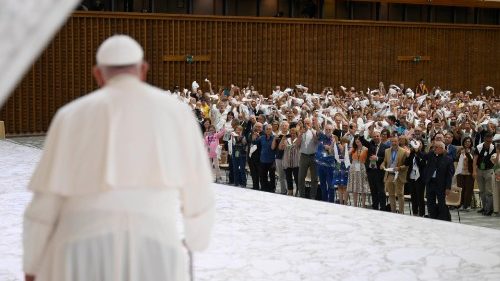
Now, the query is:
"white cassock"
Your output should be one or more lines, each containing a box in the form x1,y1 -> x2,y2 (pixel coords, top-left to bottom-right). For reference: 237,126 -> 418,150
23,74 -> 215,281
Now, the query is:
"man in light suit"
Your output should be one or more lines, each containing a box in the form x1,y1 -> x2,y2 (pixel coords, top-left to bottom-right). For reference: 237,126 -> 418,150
380,136 -> 409,214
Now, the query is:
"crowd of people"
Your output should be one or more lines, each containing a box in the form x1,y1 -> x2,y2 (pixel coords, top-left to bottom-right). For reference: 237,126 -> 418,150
167,78 -> 500,221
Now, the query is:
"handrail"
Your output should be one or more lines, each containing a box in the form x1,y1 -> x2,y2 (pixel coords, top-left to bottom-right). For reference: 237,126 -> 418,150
71,11 -> 500,30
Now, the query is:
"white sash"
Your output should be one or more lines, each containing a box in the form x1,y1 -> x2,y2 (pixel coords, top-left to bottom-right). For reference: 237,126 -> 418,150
344,146 -> 351,168
333,142 -> 340,163
410,157 -> 420,180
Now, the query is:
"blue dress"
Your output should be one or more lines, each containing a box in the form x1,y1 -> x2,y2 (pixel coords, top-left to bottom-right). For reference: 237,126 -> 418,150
315,133 -> 337,202
332,146 -> 349,187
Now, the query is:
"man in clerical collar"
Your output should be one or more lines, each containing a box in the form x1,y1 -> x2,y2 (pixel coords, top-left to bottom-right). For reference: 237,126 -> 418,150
423,141 -> 454,221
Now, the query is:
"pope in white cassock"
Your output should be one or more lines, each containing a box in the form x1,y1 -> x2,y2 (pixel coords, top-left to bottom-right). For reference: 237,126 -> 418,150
22,35 -> 215,281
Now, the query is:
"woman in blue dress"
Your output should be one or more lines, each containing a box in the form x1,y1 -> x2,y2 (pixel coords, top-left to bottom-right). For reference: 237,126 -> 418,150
315,125 -> 337,202
332,136 -> 350,205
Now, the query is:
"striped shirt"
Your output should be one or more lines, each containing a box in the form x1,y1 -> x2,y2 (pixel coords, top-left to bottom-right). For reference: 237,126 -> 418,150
283,138 -> 300,169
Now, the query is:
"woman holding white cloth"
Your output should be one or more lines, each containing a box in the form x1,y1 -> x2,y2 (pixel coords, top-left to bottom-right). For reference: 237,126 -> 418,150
456,137 -> 475,210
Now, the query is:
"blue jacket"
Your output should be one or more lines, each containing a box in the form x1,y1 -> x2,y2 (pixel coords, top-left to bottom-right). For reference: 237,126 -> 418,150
315,133 -> 336,167
254,134 -> 275,164
446,144 -> 457,162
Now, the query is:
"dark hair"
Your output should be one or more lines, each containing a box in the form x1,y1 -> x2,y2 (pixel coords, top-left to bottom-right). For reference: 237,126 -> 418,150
352,135 -> 362,150
462,137 -> 473,148
227,111 -> 235,118
388,115 -> 397,123
381,128 -> 390,137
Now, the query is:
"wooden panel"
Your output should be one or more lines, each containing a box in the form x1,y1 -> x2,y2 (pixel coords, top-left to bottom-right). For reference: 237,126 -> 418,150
350,0 -> 500,9
1,12 -> 499,134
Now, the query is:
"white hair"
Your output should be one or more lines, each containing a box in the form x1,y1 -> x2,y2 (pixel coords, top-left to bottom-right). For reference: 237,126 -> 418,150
99,63 -> 142,80
434,141 -> 445,149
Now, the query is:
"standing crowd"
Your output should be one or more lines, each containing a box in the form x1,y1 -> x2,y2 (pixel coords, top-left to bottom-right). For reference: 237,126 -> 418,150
168,79 -> 500,221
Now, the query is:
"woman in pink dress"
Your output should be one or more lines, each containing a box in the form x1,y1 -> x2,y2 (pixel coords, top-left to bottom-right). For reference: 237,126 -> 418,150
205,125 -> 225,182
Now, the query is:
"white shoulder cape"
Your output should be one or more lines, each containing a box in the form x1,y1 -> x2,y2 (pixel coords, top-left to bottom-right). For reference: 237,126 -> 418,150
29,75 -> 212,196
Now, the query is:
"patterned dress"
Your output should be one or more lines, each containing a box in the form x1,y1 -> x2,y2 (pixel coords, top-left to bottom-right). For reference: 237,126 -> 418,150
347,148 -> 370,193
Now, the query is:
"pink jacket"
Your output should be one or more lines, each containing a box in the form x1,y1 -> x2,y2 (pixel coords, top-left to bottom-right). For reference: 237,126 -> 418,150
205,128 -> 225,158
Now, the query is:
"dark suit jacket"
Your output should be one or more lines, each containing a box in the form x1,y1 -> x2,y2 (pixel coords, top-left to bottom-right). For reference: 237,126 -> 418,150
422,153 -> 455,190
404,150 -> 426,182
360,136 -> 389,171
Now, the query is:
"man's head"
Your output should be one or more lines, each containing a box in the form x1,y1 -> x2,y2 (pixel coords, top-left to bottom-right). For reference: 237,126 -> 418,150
484,132 -> 494,146
371,131 -> 381,144
304,118 -> 312,129
254,122 -> 263,133
324,124 -> 333,137
390,136 -> 399,149
264,124 -> 273,136
280,121 -> 289,133
93,35 -> 148,86
434,133 -> 444,143
413,126 -> 423,139
444,132 -> 453,145
434,141 -> 445,155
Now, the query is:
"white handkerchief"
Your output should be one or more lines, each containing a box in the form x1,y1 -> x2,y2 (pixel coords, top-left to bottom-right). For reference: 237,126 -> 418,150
393,172 -> 399,182
249,145 -> 257,158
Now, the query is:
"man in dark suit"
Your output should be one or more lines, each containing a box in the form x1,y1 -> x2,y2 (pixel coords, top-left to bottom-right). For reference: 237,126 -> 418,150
361,130 -> 390,210
422,141 -> 455,221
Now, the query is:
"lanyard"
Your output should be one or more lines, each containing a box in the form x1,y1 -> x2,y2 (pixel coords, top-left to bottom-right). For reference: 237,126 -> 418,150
391,150 -> 397,164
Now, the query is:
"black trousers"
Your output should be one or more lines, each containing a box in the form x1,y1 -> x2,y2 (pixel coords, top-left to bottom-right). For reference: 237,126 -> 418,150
259,162 -> 276,193
426,181 -> 451,221
408,179 -> 426,216
249,159 -> 260,190
456,174 -> 474,209
285,167 -> 299,191
228,156 -> 234,184
367,169 -> 386,210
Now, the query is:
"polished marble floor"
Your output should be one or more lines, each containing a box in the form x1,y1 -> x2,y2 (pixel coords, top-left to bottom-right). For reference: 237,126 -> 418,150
6,135 -> 500,230
2,138 -> 500,281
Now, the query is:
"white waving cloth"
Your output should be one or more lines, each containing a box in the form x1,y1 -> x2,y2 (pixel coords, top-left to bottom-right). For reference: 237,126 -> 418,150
344,146 -> 351,168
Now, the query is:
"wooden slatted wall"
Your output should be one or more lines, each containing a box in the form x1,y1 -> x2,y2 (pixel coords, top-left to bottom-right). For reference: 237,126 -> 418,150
1,12 -> 499,134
